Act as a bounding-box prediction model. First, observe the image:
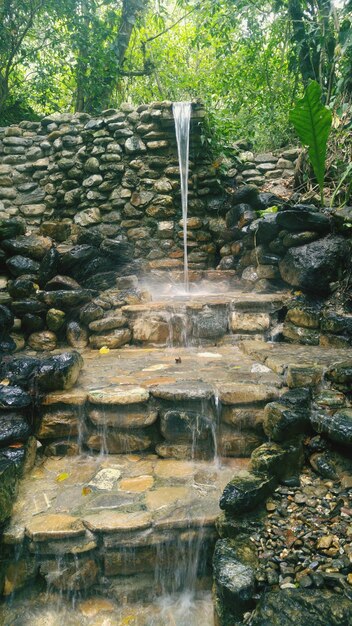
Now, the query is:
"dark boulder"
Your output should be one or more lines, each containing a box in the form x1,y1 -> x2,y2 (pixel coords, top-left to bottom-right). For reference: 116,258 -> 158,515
220,472 -> 275,513
83,271 -> 118,290
6,255 -> 40,278
60,245 -> 97,272
38,246 -> 60,286
258,192 -> 288,211
263,402 -> 310,441
1,235 -> 52,260
39,289 -> 98,309
45,275 -> 81,291
35,351 -> 84,391
7,277 -> 37,299
21,313 -> 45,334
100,238 -> 133,260
279,235 -> 348,294
248,215 -> 279,245
0,356 -> 40,388
0,305 -> 14,332
310,409 -> 352,446
79,302 -> 105,325
0,336 -> 16,354
0,218 -> 25,241
213,538 -> 255,618
75,257 -> 112,281
10,300 -> 47,316
249,589 -> 352,626
66,321 -> 88,348
231,185 -> 259,208
276,210 -> 331,233
160,409 -> 211,442
0,414 -> 31,445
0,385 -> 31,410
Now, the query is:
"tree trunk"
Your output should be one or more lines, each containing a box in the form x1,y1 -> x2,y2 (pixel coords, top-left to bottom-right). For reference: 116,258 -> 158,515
0,74 -> 9,118
74,0 -> 90,112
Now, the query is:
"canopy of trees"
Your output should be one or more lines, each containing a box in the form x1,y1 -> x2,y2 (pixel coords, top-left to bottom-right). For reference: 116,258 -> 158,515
0,0 -> 351,150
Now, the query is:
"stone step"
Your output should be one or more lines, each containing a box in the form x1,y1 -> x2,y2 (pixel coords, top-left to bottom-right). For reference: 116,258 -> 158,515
1,454 -> 248,597
117,291 -> 288,347
36,345 -> 283,459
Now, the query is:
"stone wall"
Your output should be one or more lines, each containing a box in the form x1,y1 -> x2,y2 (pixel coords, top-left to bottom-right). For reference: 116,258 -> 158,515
0,101 -> 224,272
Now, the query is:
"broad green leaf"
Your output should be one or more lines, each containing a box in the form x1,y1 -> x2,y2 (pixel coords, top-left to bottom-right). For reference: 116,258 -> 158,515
289,81 -> 332,204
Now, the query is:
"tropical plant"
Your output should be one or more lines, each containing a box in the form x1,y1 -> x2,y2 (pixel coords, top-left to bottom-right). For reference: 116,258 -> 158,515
290,80 -> 332,204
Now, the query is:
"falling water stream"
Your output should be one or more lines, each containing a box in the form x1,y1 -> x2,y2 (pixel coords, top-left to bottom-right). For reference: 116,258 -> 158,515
173,102 -> 191,292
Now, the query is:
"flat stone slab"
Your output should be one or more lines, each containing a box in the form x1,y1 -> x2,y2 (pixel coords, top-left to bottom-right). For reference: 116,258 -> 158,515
240,340 -> 352,375
4,454 -> 249,549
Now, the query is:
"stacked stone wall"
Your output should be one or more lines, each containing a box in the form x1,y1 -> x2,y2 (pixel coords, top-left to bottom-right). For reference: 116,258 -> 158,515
0,101 -> 224,272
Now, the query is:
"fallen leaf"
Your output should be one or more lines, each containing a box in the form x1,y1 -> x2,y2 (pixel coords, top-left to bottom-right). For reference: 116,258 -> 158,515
0,379 -> 10,386
56,472 -> 69,482
9,442 -> 23,449
82,486 -> 92,496
99,346 -> 110,354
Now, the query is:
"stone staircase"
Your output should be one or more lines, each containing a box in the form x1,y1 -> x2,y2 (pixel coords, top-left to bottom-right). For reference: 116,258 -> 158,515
122,291 -> 288,347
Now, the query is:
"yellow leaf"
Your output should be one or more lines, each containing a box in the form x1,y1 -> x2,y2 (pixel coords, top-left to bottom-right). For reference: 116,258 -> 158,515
82,486 -> 92,496
294,291 -> 302,296
119,617 -> 135,626
0,379 -> 10,386
33,283 -> 40,291
233,366 -> 241,369
99,346 -> 110,354
56,472 -> 69,482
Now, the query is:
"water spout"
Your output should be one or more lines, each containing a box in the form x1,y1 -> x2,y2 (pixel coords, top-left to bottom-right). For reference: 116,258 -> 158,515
173,102 -> 191,292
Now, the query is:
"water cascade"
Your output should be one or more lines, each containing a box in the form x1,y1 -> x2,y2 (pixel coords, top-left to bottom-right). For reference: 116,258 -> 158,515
173,102 -> 192,292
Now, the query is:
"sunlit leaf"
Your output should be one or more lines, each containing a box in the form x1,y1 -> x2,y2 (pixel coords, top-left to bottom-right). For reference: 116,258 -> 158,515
56,472 -> 69,482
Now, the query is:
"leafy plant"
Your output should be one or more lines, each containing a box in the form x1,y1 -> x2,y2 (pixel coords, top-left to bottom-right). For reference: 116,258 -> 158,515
289,80 -> 332,205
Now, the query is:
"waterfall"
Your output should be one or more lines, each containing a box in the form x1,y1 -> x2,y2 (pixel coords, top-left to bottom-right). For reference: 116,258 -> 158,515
173,102 -> 191,292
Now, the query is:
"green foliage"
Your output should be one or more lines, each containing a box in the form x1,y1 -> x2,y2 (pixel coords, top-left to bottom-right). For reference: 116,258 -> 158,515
290,80 -> 332,204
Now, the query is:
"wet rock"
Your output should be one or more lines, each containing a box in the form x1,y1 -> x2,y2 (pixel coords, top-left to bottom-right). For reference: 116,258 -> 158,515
86,429 -> 153,453
220,471 -> 276,513
66,321 -> 88,348
160,409 -> 211,442
21,313 -> 45,335
310,409 -> 352,445
249,589 -> 352,626
7,277 -> 37,300
60,245 -> 97,272
0,414 -> 31,445
88,468 -> 121,491
264,402 -> 309,441
0,336 -> 16,354
88,328 -> 131,349
219,428 -> 264,457
38,246 -> 60,286
279,236 -> 347,294
283,323 -> 320,345
230,311 -> 270,332
40,557 -> 98,592
283,231 -> 320,247
80,302 -> 105,325
46,308 -> 65,332
0,218 -> 25,240
6,255 -> 40,277
321,312 -> 352,336
88,313 -> 128,332
1,235 -> 52,260
100,238 -> 133,259
213,538 -> 256,618
286,307 -> 321,329
218,383 -> 279,405
232,185 -> 260,208
0,459 -> 18,524
151,382 -> 213,402
0,385 -> 31,410
276,210 -> 331,233
28,331 -> 57,351
37,409 -> 79,439
0,356 -> 40,388
326,360 -> 352,386
11,299 -> 47,316
192,307 -> 228,339
82,271 -> 120,291
0,304 -> 14,332
45,275 -> 81,291
286,364 -> 323,388
35,351 -> 84,391
89,406 -> 157,429
40,289 -> 98,309
88,386 -> 148,405
309,452 -> 338,479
